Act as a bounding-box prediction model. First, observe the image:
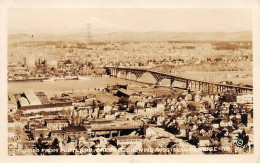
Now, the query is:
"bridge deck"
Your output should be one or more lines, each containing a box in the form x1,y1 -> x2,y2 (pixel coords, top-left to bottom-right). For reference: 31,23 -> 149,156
105,67 -> 253,90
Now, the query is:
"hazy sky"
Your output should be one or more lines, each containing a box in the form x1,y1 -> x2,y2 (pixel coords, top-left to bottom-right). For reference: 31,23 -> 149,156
8,8 -> 252,34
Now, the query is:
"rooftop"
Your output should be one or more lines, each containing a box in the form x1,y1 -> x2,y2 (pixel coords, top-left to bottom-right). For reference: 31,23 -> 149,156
116,136 -> 141,140
45,119 -> 69,123
118,88 -> 133,96
23,89 -> 42,105
64,126 -> 87,132
19,102 -> 72,110
51,130 -> 65,134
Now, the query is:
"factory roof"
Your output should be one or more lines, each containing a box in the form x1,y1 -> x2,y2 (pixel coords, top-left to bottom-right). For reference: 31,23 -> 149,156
23,89 -> 42,105
19,102 -> 72,110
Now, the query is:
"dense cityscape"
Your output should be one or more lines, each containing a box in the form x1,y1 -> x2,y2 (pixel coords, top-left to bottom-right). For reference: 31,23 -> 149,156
8,36 -> 253,155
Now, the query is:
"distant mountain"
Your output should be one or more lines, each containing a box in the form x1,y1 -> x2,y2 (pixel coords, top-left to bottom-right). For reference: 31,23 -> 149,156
8,31 -> 252,42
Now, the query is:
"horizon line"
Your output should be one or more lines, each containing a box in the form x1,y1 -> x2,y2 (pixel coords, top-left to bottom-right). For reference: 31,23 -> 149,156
8,30 -> 252,36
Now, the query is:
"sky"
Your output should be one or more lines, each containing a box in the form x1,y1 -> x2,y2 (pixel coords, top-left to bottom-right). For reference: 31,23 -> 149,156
8,8 -> 252,35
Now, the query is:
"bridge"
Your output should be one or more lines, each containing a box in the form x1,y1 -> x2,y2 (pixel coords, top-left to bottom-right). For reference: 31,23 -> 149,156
104,67 -> 253,94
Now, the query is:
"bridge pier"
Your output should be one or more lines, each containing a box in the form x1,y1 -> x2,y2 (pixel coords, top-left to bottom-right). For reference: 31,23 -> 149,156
186,80 -> 189,90
221,86 -> 224,92
170,79 -> 175,88
111,68 -> 117,77
235,87 -> 238,93
207,83 -> 210,93
222,86 -> 225,92
186,80 -> 192,91
126,71 -> 130,80
109,69 -> 113,77
117,71 -> 121,78
156,80 -> 161,86
217,85 -> 221,92
201,83 -> 204,92
227,87 -> 230,92
194,81 -> 198,91
217,85 -> 220,92
131,71 -> 146,82
111,68 -> 114,77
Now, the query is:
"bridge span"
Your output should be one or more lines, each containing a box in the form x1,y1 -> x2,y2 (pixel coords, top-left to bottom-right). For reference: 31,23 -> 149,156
104,67 -> 253,94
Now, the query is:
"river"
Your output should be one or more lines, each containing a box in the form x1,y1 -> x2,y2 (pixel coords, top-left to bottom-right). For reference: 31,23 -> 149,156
8,77 -> 150,95
8,73 -> 188,95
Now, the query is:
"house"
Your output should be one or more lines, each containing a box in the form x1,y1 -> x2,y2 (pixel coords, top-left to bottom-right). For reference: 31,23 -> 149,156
145,107 -> 157,114
193,94 -> 201,102
51,130 -> 65,141
146,126 -> 175,139
103,105 -> 112,113
199,129 -> 208,136
157,116 -> 166,126
236,94 -> 253,104
125,112 -> 135,121
38,137 -> 52,144
185,94 -> 192,101
41,111 -> 59,119
115,136 -> 142,149
205,114 -> 215,122
136,101 -> 145,107
145,127 -> 157,137
199,108 -> 209,114
145,101 -> 155,108
33,127 -> 50,139
212,119 -> 221,129
45,119 -> 69,130
176,117 -> 185,124
105,114 -> 116,120
219,119 -> 233,127
116,88 -> 133,98
64,126 -> 89,142
156,100 -> 165,110
227,120 -> 233,126
192,124 -> 198,130
213,94 -> 219,101
134,106 -> 145,114
187,130 -> 195,140
220,119 -> 230,127
8,115 -> 14,128
197,136 -> 210,147
178,124 -> 191,137
247,119 -> 253,128
8,100 -> 17,114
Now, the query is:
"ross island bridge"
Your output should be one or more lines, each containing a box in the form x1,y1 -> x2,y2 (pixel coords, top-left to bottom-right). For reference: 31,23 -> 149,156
104,67 -> 253,94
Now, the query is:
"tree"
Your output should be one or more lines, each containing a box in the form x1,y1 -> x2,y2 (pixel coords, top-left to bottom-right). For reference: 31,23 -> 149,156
68,136 -> 71,143
51,138 -> 60,155
238,130 -> 249,147
119,96 -> 129,105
